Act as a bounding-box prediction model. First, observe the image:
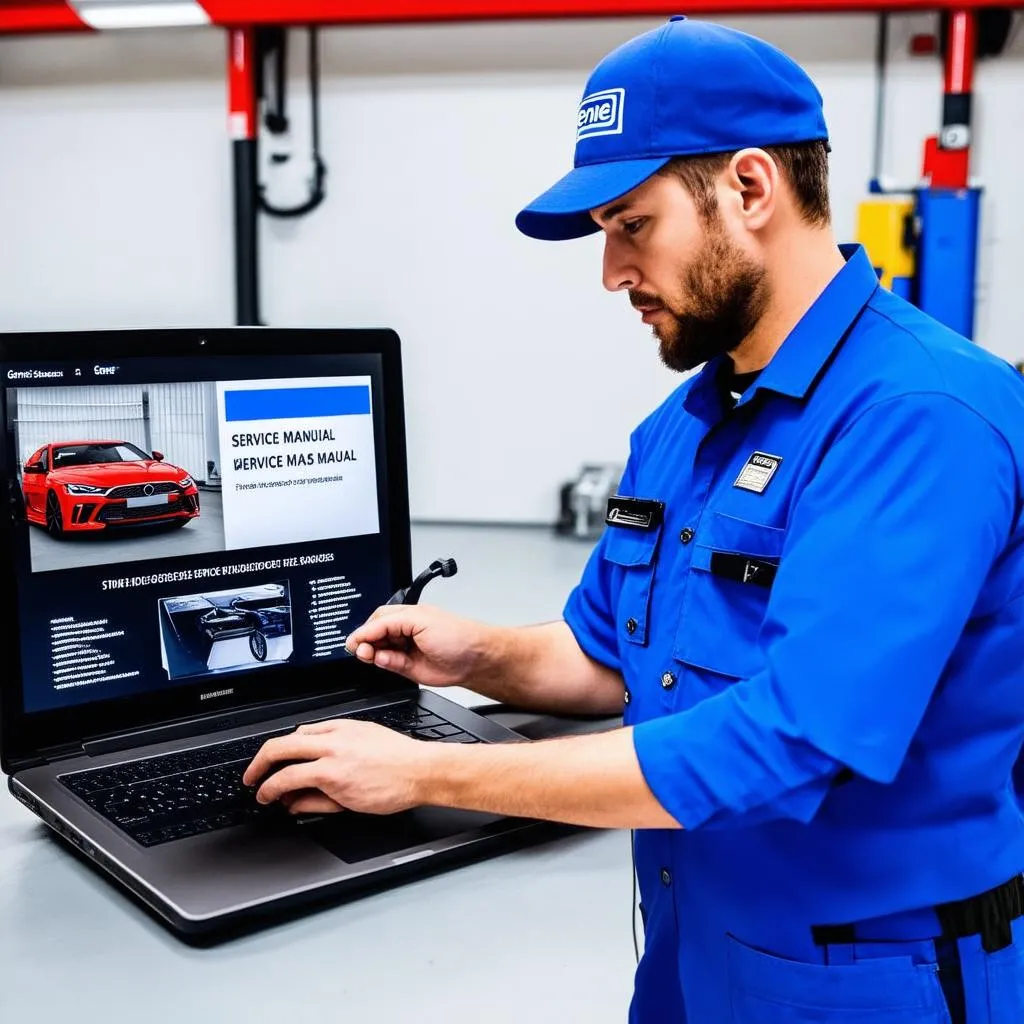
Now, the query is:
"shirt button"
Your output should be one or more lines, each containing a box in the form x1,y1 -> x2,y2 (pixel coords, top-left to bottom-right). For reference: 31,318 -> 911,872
660,671 -> 676,690
626,618 -> 638,635
661,868 -> 672,886
679,527 -> 694,544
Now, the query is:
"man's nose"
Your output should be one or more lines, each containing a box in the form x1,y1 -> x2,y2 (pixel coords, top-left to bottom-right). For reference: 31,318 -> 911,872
602,238 -> 637,293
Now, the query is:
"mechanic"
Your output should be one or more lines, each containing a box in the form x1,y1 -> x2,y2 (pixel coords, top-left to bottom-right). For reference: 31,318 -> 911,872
244,18 -> 1024,1022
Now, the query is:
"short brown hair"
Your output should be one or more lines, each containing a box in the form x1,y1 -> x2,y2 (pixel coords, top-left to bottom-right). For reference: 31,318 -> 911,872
659,140 -> 831,226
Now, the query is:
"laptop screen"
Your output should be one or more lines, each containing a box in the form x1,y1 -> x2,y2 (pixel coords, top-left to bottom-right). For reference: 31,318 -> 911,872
0,330 -> 411,764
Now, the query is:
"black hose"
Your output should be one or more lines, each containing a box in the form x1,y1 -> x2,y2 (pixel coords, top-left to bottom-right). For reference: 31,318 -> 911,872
258,27 -> 327,219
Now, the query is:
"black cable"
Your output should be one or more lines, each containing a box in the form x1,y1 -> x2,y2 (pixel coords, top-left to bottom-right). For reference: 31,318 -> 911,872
258,26 -> 326,219
631,828 -> 640,964
308,26 -> 321,159
263,27 -> 288,134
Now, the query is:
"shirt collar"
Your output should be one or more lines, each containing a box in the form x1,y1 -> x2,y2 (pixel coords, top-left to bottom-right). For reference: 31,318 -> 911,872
683,243 -> 879,417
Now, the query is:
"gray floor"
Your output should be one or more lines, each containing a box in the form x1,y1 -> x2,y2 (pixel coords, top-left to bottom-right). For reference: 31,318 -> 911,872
29,488 -> 225,574
410,521 -> 598,707
0,523 -> 639,1024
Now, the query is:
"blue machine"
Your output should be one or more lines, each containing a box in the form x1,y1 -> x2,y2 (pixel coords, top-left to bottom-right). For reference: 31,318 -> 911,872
915,187 -> 982,341
857,186 -> 981,342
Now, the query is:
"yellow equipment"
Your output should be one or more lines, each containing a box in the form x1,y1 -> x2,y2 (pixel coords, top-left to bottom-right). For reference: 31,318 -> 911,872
855,195 -> 915,297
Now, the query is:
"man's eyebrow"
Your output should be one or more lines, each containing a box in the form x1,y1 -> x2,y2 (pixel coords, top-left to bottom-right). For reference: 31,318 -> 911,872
597,201 -> 633,224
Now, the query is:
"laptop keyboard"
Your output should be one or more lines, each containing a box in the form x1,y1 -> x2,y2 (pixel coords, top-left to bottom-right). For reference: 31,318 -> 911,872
59,703 -> 481,847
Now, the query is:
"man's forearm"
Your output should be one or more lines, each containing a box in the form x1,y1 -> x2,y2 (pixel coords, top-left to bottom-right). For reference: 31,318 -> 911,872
417,725 -> 680,830
465,621 -> 626,716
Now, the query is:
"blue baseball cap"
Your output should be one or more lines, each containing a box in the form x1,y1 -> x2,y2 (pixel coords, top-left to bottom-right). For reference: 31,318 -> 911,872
515,16 -> 829,241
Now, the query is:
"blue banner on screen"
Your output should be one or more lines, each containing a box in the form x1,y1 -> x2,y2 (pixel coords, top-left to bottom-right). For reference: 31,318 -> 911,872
224,385 -> 371,422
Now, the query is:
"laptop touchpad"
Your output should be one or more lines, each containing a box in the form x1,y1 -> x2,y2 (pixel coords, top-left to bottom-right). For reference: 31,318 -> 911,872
305,807 -> 503,863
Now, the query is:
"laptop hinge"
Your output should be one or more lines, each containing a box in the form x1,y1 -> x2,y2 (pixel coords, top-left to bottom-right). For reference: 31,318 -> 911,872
35,742 -> 86,764
77,686 -> 390,758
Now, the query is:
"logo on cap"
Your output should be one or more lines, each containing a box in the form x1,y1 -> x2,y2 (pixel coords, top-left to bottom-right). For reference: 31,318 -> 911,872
576,88 -> 625,142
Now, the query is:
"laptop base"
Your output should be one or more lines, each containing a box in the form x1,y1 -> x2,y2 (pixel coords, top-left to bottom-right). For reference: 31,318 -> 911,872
9,689 -> 591,940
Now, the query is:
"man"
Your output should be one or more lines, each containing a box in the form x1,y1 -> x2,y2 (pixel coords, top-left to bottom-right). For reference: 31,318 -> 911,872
244,17 -> 1024,1022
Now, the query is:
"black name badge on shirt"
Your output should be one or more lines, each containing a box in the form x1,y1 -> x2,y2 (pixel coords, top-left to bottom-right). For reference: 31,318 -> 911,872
734,451 -> 782,494
605,496 -> 665,531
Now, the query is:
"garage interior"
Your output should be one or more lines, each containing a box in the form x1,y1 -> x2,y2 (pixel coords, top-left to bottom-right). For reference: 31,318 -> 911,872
1,3 -> 1023,1022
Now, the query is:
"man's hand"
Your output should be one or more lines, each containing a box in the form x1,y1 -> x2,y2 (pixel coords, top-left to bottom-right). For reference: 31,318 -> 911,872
242,718 -> 680,830
346,609 -> 626,717
241,719 -> 431,816
345,604 -> 496,688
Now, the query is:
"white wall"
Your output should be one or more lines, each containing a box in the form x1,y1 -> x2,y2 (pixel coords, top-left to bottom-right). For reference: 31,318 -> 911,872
1,15 -> 1022,523
12,382 -> 213,483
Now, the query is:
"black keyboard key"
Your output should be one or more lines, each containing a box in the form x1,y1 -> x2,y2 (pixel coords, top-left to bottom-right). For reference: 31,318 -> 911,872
413,714 -> 448,729
413,727 -> 445,740
433,724 -> 464,738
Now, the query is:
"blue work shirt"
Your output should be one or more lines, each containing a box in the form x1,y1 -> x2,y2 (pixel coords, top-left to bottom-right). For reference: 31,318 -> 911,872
564,244 -> 1024,1021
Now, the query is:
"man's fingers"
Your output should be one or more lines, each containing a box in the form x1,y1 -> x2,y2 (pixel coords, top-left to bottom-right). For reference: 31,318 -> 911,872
353,641 -> 377,663
241,734 -> 328,787
367,602 -> 433,623
348,640 -> 416,675
351,635 -> 412,662
362,604 -> 418,629
372,648 -> 415,675
283,792 -> 345,815
296,719 -> 344,735
346,607 -> 423,652
255,762 -> 323,805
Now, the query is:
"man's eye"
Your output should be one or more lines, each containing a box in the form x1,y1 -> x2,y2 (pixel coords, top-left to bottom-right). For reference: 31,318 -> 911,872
623,218 -> 646,236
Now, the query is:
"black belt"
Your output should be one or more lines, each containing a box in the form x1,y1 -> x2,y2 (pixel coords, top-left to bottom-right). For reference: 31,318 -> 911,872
811,874 -> 1024,953
812,875 -> 1024,1024
937,873 -> 1024,954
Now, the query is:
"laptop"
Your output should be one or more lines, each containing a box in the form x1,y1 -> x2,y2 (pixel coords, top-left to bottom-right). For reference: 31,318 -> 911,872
0,326 -> 563,939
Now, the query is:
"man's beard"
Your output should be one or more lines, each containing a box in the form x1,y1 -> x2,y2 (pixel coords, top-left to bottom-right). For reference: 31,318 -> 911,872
632,226 -> 770,373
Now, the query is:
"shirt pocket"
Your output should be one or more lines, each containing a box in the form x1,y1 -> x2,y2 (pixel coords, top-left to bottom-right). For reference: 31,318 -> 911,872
673,511 -> 785,680
602,522 -> 663,647
726,933 -> 950,1024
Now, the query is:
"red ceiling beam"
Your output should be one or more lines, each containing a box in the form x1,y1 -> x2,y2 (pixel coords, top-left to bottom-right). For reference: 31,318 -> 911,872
0,2 -> 89,33
203,0 -> 1024,23
1,0 -> 1020,35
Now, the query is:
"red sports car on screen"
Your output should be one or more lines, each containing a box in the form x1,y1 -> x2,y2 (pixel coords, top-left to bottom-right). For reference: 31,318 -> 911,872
21,440 -> 200,538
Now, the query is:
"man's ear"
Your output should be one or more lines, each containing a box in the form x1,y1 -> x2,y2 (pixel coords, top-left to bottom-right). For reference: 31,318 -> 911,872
723,148 -> 777,230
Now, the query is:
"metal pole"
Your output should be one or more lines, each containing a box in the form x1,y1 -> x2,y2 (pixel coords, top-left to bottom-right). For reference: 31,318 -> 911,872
228,27 -> 260,326
870,13 -> 888,190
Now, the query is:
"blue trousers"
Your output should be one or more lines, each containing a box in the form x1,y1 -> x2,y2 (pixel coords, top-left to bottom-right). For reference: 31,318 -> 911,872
629,899 -> 1024,1022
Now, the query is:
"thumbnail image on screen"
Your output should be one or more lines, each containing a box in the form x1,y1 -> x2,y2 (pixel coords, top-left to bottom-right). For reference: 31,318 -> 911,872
159,581 -> 294,680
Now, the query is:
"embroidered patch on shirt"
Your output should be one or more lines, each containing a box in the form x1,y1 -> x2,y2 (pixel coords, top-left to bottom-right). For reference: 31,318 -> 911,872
733,451 -> 782,494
